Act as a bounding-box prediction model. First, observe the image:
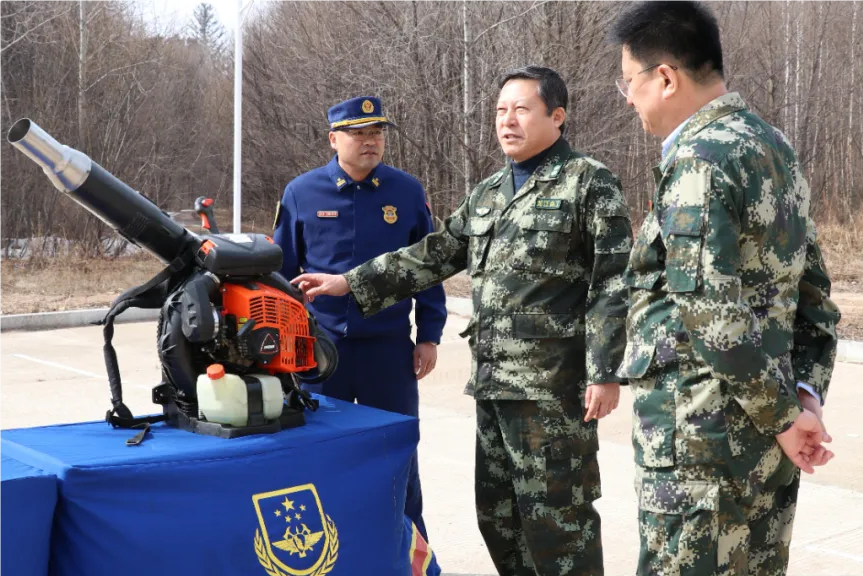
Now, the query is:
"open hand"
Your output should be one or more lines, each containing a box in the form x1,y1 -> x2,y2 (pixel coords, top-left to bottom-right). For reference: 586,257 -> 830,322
413,342 -> 437,380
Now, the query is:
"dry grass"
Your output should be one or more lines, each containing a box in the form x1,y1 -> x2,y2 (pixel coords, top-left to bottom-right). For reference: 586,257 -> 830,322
1,254 -> 163,314
816,214 -> 863,293
1,215 -> 860,338
816,213 -> 863,340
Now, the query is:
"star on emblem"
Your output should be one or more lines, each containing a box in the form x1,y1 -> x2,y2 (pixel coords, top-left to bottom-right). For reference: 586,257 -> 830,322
282,497 -> 295,512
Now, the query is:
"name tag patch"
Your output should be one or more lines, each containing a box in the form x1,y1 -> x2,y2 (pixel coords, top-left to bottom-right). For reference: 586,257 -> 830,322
535,198 -> 562,210
317,210 -> 339,218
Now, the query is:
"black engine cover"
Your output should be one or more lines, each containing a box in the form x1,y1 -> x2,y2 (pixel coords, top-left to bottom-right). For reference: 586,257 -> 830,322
197,234 -> 283,276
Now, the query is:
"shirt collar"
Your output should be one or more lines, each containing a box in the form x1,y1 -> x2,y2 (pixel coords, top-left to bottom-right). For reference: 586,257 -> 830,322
327,155 -> 383,191
490,137 -> 571,188
511,139 -> 556,176
661,120 -> 688,159
659,92 -> 748,171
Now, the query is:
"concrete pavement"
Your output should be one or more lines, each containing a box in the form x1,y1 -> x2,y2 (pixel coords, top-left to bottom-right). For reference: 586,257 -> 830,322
2,312 -> 862,575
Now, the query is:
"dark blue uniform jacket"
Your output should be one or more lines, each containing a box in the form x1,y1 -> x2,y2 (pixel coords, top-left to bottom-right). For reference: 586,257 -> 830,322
274,156 -> 446,344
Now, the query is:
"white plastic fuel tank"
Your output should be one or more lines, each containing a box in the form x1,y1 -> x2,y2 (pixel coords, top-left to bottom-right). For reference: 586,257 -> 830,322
196,364 -> 284,427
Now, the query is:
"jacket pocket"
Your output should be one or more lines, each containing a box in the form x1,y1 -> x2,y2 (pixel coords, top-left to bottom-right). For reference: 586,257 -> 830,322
662,206 -> 705,293
510,210 -> 573,275
616,343 -> 657,382
512,313 -> 576,339
637,479 -> 720,576
674,375 -> 729,465
626,216 -> 663,289
463,217 -> 494,275
544,435 -> 602,508
617,342 -> 675,467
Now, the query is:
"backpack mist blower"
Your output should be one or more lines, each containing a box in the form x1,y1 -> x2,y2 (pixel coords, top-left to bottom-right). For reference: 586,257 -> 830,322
7,118 -> 338,443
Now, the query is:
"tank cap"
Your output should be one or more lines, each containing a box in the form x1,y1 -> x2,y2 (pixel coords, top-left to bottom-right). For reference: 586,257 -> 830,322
207,364 -> 226,379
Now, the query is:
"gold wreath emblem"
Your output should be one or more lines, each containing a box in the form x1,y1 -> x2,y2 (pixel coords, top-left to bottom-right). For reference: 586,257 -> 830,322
255,516 -> 339,576
361,100 -> 374,114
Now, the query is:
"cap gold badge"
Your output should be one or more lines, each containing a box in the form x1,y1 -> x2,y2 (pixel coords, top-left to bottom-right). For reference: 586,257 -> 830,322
362,100 -> 374,114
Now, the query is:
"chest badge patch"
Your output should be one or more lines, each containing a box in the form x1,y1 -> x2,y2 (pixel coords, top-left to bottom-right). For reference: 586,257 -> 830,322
535,198 -> 563,210
475,206 -> 491,216
382,205 -> 398,224
317,210 -> 339,218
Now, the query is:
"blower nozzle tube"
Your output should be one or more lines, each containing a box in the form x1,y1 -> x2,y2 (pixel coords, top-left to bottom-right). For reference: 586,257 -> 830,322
7,118 -> 199,264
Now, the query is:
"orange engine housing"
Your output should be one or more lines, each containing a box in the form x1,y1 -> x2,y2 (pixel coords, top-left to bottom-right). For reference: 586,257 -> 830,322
220,281 -> 317,374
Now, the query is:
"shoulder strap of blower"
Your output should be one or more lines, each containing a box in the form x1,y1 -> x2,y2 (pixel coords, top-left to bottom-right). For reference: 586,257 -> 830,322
97,250 -> 194,430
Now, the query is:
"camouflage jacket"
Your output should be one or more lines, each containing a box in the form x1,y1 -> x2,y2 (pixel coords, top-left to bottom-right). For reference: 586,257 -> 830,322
344,137 -> 632,401
617,93 -> 840,468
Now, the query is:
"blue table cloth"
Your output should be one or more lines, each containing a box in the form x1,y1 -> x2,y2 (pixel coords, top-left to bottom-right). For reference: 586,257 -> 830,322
1,396 -> 418,576
1,455 -> 58,576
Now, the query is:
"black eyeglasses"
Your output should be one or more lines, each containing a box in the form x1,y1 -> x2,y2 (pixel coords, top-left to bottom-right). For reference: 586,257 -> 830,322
615,64 -> 679,98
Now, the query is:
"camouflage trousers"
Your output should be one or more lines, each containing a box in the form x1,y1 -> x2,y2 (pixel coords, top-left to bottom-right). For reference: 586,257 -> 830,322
475,398 -> 603,576
635,452 -> 800,576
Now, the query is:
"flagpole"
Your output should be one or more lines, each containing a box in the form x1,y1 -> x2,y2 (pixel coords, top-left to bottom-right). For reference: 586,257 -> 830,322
233,0 -> 243,233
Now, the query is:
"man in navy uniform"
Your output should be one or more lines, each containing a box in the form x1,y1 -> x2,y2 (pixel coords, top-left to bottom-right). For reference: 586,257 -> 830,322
273,96 -> 447,541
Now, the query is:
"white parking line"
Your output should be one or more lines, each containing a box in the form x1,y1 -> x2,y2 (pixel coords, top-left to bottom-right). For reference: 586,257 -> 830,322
14,354 -> 106,378
13,353 -> 150,390
802,545 -> 863,564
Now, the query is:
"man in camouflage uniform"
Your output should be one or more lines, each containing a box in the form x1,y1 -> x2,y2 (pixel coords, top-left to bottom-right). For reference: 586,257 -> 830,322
292,66 -> 633,575
610,3 -> 840,575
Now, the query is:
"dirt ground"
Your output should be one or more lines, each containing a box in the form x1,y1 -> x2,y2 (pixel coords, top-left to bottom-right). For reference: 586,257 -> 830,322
2,255 -> 861,340
0,256 -> 474,313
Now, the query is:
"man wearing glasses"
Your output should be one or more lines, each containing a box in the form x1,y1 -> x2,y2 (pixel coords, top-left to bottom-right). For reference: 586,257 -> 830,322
610,2 -> 839,575
272,96 -> 447,543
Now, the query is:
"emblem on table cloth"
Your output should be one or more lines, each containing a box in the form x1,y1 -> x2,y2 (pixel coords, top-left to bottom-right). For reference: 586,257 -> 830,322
253,483 -> 339,576
382,205 -> 398,224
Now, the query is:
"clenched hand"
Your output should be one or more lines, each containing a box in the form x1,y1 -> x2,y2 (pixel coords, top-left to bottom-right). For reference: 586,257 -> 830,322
584,383 -> 621,422
291,273 -> 350,302
775,409 -> 834,474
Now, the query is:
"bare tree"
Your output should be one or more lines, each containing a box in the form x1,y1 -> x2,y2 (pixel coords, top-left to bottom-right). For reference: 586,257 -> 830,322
2,1 -> 861,255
